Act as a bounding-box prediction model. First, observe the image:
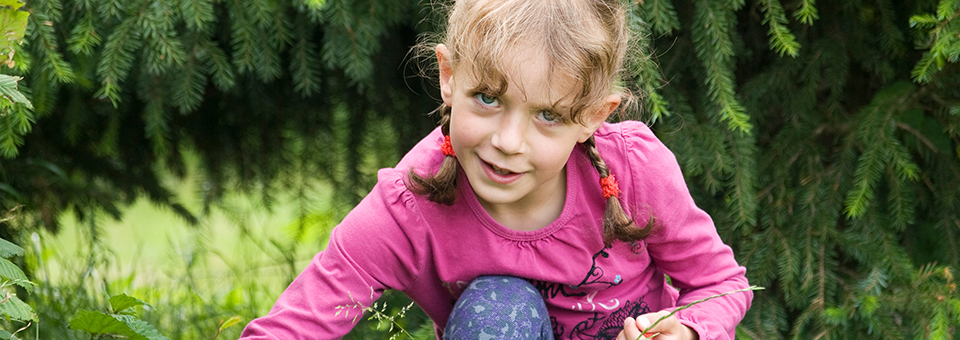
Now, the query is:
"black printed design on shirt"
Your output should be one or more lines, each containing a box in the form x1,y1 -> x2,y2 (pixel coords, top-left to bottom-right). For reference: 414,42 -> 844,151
568,300 -> 652,340
531,247 -> 648,339
532,248 -> 623,300
571,248 -> 623,288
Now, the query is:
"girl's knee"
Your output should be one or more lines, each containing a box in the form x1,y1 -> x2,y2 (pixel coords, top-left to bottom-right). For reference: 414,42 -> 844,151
444,276 -> 553,340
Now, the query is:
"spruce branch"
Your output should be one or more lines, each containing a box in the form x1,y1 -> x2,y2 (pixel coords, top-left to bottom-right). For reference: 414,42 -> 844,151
95,17 -> 142,106
638,0 -> 680,35
66,13 -> 101,56
691,0 -> 752,133
793,0 -> 819,25
759,0 -> 800,57
291,22 -> 321,97
179,0 -> 215,32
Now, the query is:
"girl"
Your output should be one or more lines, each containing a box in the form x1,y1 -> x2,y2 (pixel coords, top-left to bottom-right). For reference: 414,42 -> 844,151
240,0 -> 753,339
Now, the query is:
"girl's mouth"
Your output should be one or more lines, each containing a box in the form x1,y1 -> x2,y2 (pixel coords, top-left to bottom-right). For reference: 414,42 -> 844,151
482,160 -> 522,184
490,164 -> 513,175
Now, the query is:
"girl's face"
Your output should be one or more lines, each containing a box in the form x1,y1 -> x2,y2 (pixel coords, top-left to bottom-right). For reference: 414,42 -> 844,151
437,44 -> 619,227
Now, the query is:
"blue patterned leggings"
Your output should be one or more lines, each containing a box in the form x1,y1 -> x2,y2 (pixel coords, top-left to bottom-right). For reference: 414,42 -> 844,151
443,276 -> 554,340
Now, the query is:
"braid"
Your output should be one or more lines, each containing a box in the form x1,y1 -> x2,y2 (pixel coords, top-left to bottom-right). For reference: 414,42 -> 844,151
408,106 -> 460,205
583,136 -> 654,247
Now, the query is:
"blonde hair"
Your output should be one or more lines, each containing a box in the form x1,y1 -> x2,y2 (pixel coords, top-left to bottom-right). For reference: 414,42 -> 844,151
409,0 -> 654,246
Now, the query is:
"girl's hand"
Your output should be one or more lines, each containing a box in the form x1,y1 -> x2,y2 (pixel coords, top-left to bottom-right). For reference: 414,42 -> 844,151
616,311 -> 699,340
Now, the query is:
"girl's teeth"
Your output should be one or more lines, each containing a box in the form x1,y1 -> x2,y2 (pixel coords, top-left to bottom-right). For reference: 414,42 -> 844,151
492,165 -> 510,175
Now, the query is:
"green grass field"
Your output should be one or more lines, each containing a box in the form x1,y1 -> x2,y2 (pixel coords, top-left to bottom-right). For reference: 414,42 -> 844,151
30,152 -> 342,338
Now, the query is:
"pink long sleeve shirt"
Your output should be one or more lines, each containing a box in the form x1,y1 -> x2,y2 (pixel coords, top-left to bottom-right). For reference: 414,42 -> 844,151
240,121 -> 753,340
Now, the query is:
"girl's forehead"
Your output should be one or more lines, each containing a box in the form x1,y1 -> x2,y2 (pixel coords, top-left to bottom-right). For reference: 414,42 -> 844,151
457,58 -> 582,108
455,47 -> 581,95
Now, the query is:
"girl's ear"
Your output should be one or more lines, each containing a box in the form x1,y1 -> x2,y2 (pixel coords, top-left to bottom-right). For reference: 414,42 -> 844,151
578,94 -> 621,143
437,44 -> 454,107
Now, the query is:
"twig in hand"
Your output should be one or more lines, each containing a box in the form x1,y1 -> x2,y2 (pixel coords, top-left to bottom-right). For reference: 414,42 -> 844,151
636,286 -> 764,340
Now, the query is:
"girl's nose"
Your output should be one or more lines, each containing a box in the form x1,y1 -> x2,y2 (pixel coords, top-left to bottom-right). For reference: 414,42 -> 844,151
491,112 -> 526,154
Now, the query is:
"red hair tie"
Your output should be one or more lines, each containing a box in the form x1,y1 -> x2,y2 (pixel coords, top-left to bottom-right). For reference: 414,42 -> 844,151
440,135 -> 456,157
600,174 -> 620,199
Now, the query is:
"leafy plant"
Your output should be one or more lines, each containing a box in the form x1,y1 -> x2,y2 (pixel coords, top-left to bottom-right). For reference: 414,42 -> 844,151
0,0 -> 31,159
68,293 -> 168,340
0,206 -> 35,339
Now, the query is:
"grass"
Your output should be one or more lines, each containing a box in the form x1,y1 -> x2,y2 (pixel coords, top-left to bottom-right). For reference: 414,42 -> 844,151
22,150 -> 348,339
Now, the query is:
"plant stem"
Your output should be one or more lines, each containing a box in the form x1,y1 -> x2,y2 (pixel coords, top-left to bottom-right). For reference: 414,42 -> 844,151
635,286 -> 764,340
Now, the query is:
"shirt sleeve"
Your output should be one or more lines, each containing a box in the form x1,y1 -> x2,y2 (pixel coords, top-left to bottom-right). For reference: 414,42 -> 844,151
614,122 -> 753,340
239,169 -> 427,339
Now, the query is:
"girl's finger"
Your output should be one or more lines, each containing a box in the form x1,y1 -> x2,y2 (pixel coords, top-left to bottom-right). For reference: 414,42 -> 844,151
636,311 -> 671,335
622,317 -> 643,340
637,315 -> 652,330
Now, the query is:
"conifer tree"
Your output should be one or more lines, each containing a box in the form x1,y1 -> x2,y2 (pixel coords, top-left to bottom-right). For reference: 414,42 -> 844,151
0,0 -> 958,338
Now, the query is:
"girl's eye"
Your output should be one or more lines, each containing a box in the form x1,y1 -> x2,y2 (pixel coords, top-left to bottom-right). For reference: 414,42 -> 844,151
537,110 -> 562,124
475,93 -> 499,107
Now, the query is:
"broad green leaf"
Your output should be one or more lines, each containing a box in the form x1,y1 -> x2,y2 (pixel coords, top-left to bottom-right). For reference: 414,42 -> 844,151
110,293 -> 150,313
0,184 -> 21,201
0,258 -> 28,286
69,310 -> 132,335
225,287 -> 243,308
0,238 -> 23,258
0,7 -> 28,41
0,294 -> 34,322
0,0 -> 24,10
219,315 -> 242,332
0,329 -> 20,340
0,75 -> 31,108
114,314 -> 170,340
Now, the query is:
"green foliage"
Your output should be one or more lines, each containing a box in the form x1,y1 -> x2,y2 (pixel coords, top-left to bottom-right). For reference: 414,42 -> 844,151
69,308 -> 169,340
0,0 -> 30,159
910,0 -> 960,83
109,293 -> 149,313
0,226 -> 35,336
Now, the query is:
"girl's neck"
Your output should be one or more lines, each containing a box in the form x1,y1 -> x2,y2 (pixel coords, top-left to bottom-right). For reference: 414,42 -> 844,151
478,168 -> 568,232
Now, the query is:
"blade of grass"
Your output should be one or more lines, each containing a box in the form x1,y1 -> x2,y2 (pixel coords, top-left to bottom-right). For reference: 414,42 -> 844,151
637,286 -> 764,340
